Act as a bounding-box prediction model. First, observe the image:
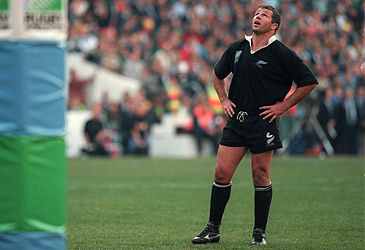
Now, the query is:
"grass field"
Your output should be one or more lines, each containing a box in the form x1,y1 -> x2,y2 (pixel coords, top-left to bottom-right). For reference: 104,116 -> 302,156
67,156 -> 364,250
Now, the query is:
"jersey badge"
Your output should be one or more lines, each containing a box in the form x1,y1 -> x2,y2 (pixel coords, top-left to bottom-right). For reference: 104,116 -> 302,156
234,50 -> 242,64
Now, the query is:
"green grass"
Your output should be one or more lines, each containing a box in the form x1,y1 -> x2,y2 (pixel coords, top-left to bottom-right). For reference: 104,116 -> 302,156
67,156 -> 364,250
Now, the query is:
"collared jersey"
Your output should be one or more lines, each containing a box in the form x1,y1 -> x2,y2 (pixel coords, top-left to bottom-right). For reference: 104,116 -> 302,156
214,37 -> 318,113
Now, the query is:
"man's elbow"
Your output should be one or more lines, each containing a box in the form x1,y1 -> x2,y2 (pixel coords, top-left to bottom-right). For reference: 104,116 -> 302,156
302,83 -> 317,92
212,69 -> 218,79
309,83 -> 318,92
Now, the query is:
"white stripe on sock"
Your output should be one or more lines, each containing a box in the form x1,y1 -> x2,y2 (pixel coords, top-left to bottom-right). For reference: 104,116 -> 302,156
254,183 -> 272,191
213,181 -> 232,188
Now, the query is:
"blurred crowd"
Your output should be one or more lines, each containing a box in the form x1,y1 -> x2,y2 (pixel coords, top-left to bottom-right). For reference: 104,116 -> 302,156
67,0 -> 365,156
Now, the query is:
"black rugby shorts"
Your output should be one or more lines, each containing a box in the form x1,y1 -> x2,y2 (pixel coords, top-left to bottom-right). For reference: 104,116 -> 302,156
220,112 -> 282,154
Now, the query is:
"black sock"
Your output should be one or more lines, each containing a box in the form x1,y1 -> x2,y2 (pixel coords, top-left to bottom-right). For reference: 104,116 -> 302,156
254,183 -> 273,231
209,181 -> 232,225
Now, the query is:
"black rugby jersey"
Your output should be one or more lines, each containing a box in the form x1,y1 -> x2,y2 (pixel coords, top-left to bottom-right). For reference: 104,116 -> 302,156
214,37 -> 318,113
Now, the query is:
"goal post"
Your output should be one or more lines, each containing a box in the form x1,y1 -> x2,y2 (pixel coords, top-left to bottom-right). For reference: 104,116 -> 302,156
0,1 -> 67,249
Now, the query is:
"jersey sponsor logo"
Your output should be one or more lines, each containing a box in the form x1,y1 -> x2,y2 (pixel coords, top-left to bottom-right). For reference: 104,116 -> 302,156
266,132 -> 275,146
255,60 -> 268,68
234,50 -> 242,63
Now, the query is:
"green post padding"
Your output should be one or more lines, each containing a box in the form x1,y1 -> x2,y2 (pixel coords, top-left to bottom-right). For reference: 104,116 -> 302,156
0,136 -> 66,233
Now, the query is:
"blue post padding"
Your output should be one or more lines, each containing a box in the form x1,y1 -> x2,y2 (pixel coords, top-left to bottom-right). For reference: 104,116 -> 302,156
0,41 -> 66,136
0,232 -> 66,250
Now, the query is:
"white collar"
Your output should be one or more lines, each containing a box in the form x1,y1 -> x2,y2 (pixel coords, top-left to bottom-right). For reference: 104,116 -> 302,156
245,35 -> 277,54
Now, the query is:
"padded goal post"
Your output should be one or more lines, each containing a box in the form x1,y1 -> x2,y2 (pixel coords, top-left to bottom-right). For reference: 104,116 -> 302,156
0,1 -> 67,249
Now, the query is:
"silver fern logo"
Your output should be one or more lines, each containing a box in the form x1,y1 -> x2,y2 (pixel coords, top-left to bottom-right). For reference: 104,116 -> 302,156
255,60 -> 268,68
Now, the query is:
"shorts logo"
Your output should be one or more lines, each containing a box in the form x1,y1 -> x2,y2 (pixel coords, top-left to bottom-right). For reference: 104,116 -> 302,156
266,132 -> 275,146
236,111 -> 248,122
255,60 -> 268,68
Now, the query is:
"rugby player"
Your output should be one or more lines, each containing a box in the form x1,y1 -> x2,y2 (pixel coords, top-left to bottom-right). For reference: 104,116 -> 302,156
192,4 -> 318,246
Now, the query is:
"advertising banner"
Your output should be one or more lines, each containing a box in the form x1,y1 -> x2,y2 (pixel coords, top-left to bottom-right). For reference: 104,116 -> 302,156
0,0 -> 66,40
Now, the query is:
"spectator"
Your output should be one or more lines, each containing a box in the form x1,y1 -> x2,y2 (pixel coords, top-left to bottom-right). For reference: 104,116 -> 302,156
69,0 -> 90,21
68,20 -> 99,56
82,103 -> 114,156
129,98 -> 158,155
118,91 -> 158,155
122,46 -> 145,79
343,88 -> 359,154
68,68 -> 96,108
104,101 -> 121,132
334,88 -> 359,154
317,87 -> 336,152
90,0 -> 111,28
356,85 -> 365,155
164,75 -> 183,113
187,94 -> 223,155
119,93 -> 136,155
68,95 -> 87,111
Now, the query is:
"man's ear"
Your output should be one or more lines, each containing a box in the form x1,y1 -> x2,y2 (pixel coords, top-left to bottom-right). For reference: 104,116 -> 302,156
271,23 -> 278,31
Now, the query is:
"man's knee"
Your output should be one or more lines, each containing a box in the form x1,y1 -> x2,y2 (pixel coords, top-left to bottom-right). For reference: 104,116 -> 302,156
214,167 -> 227,183
214,162 -> 231,183
252,166 -> 270,185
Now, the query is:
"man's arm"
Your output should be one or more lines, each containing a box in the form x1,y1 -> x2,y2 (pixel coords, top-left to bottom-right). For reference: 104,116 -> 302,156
259,83 -> 317,123
213,70 -> 236,117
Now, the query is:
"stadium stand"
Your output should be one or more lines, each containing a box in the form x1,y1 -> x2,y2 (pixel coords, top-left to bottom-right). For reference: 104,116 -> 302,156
67,0 -> 365,157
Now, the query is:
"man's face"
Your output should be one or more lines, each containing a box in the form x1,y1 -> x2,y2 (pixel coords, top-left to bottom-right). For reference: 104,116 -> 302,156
252,8 -> 276,34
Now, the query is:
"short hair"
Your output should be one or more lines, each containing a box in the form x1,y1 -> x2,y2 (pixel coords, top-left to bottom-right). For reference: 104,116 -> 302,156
257,4 -> 281,33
